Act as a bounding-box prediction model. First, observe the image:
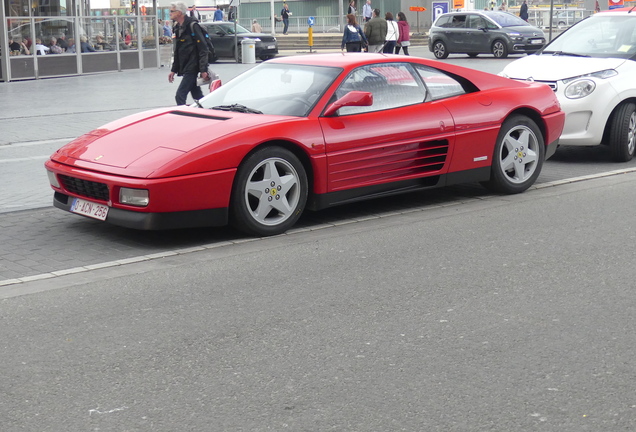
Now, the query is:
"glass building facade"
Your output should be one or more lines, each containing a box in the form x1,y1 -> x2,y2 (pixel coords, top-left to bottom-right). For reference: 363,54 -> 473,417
1,0 -> 167,81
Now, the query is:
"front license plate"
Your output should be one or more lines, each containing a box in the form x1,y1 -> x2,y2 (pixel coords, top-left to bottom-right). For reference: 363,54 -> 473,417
267,45 -> 275,49
530,39 -> 543,44
70,198 -> 109,221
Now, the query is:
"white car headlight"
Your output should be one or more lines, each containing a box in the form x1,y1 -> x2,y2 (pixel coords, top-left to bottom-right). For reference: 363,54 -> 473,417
564,79 -> 596,99
120,188 -> 149,207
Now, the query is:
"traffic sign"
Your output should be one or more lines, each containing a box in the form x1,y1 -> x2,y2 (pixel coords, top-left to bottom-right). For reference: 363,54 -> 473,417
409,6 -> 426,11
307,16 -> 315,26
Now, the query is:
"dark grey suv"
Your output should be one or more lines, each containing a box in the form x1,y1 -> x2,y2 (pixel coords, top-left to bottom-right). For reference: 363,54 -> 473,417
428,11 -> 546,59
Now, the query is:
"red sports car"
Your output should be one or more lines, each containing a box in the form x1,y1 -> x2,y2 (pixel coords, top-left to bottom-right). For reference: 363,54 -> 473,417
45,53 -> 564,236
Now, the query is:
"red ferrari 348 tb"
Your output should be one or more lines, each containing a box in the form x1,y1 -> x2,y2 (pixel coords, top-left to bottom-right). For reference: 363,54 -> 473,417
45,53 -> 564,236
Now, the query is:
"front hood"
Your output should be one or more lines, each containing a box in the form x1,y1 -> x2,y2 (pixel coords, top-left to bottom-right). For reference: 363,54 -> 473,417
503,25 -> 544,37
502,55 -> 626,81
52,107 -> 281,175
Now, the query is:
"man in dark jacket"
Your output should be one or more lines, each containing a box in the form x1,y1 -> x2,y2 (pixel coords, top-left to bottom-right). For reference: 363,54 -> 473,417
519,0 -> 529,21
364,8 -> 387,53
168,1 -> 210,105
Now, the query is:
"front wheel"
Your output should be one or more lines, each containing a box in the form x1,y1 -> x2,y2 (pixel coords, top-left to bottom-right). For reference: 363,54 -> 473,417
432,40 -> 449,59
608,102 -> 636,162
492,40 -> 508,58
482,115 -> 544,194
230,147 -> 308,236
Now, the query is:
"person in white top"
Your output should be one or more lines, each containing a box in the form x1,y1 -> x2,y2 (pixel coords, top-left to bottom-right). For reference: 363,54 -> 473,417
383,12 -> 398,53
35,38 -> 49,55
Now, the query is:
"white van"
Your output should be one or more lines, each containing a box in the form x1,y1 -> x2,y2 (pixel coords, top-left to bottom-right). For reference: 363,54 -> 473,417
500,8 -> 636,161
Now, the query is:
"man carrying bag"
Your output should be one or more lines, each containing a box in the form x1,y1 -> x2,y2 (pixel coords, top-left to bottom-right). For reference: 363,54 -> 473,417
168,1 -> 210,105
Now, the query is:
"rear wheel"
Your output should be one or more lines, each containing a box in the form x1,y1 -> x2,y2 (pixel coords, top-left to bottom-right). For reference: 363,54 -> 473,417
230,146 -> 308,236
608,102 -> 636,162
432,40 -> 449,59
482,115 -> 544,194
492,40 -> 508,58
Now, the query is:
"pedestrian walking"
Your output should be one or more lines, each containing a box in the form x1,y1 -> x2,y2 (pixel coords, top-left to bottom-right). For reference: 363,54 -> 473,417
168,1 -> 210,105
348,0 -> 356,15
363,0 -> 373,22
395,12 -> 410,55
189,4 -> 201,21
281,3 -> 291,35
520,0 -> 529,21
341,13 -> 367,52
364,8 -> 387,53
383,12 -> 398,53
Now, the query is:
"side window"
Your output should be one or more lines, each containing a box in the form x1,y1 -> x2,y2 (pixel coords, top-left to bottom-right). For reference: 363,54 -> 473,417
467,15 -> 484,29
208,24 -> 223,34
436,15 -> 453,28
484,18 -> 499,30
415,66 -> 466,101
335,63 -> 426,116
451,15 -> 466,28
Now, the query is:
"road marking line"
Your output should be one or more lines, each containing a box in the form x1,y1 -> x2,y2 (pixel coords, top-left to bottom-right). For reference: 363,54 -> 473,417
2,167 -> 636,289
0,155 -> 50,163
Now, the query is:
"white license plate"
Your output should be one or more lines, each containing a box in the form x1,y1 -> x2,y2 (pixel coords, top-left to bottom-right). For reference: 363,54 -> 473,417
267,45 -> 276,49
70,197 -> 109,221
530,39 -> 543,44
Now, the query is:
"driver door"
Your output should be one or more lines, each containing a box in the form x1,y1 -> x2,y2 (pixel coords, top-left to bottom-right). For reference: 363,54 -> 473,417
318,63 -> 456,194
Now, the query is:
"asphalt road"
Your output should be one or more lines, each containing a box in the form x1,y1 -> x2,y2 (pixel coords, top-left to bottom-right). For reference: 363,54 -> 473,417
2,45 -> 636,431
3,173 -> 636,431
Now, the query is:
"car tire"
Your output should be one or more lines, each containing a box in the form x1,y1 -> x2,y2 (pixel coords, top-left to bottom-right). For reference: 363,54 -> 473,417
482,114 -> 544,194
492,40 -> 508,58
230,146 -> 308,236
432,40 -> 449,59
608,101 -> 636,162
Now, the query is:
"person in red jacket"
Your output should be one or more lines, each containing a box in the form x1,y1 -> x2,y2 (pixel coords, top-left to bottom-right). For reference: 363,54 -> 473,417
395,12 -> 410,55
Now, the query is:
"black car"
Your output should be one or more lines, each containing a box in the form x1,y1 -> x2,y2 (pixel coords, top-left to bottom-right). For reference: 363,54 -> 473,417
428,11 -> 546,59
201,21 -> 278,62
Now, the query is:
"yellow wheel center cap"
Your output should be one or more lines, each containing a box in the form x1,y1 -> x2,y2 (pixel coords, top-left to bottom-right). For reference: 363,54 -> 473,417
270,188 -> 277,196
517,151 -> 524,158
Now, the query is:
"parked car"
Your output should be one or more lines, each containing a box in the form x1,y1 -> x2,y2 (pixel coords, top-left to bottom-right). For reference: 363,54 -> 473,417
429,10 -> 546,59
201,21 -> 277,62
501,7 -> 636,161
45,53 -> 564,236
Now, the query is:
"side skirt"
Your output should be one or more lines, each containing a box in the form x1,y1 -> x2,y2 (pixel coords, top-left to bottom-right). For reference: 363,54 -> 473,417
307,167 -> 491,211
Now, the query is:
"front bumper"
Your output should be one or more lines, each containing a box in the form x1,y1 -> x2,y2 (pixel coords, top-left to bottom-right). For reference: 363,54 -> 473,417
53,192 -> 228,230
45,159 -> 236,230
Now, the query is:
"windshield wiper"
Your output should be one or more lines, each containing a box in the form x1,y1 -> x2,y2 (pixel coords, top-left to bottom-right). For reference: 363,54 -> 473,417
549,51 -> 590,57
212,104 -> 263,114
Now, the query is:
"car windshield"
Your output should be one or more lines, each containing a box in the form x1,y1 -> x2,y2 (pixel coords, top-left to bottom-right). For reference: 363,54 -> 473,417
199,63 -> 342,116
486,11 -> 530,27
221,23 -> 250,35
542,15 -> 636,59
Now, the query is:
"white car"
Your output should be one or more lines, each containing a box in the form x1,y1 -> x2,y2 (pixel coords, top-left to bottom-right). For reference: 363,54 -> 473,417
501,8 -> 636,161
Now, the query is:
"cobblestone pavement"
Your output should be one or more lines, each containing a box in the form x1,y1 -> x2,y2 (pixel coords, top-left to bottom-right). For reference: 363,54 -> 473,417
2,48 -> 636,287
